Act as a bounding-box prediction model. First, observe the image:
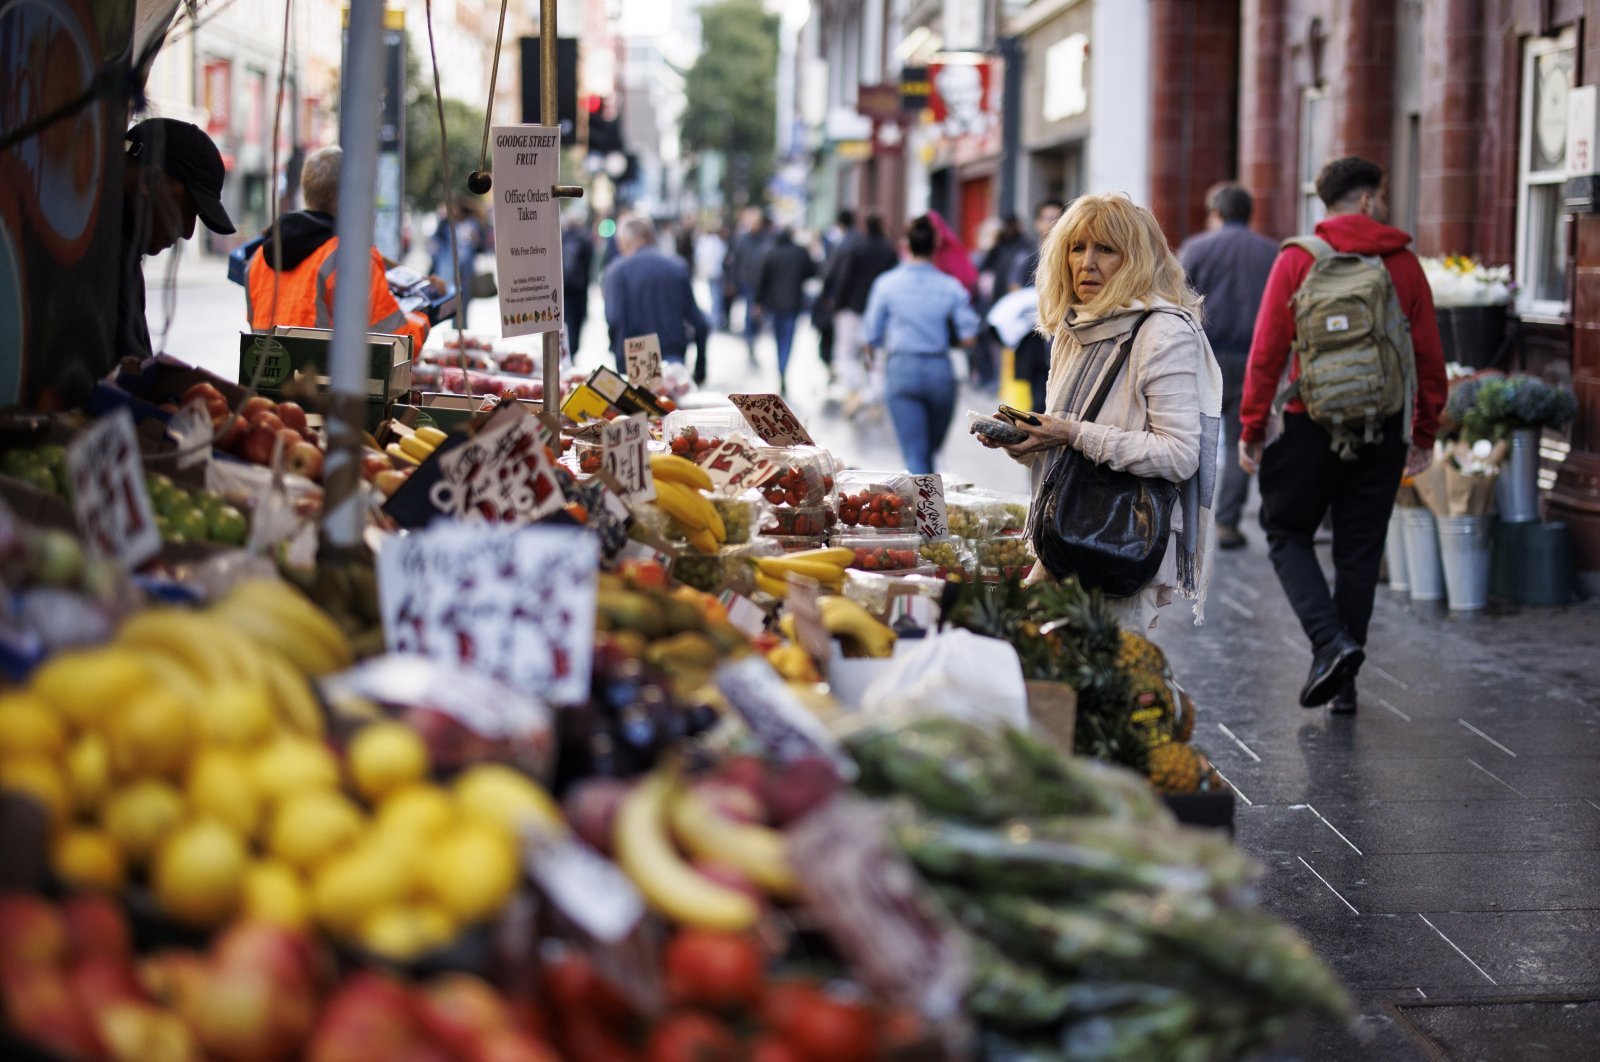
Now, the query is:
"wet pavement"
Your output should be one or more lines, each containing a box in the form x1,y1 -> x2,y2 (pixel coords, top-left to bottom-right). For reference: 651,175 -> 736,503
1152,524 -> 1600,1060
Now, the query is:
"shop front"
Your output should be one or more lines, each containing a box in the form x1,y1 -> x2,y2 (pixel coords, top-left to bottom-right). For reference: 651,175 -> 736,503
1018,0 -> 1093,214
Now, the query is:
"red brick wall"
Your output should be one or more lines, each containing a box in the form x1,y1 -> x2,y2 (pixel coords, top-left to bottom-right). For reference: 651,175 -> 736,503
1148,0 -> 1242,245
1416,0 -> 1485,256
1337,0 -> 1397,167
1239,0 -> 1295,237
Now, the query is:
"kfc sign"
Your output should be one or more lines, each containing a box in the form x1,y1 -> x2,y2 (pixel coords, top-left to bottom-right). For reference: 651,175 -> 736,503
928,58 -> 994,141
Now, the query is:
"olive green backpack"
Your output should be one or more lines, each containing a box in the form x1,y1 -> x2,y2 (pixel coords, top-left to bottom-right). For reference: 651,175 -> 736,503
1275,236 -> 1416,460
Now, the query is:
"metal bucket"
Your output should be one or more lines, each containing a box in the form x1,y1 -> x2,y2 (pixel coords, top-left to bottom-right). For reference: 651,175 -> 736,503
1385,506 -> 1410,592
1437,515 -> 1490,611
1401,507 -> 1444,602
1495,427 -> 1540,522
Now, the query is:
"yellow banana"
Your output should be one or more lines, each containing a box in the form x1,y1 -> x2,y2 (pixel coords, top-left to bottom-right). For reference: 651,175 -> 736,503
653,480 -> 713,532
705,501 -> 727,544
386,442 -> 421,467
414,426 -> 449,448
649,454 -> 713,491
259,649 -> 326,738
613,772 -> 759,932
818,595 -> 896,657
783,547 -> 855,566
754,572 -> 790,599
669,785 -> 797,898
138,648 -> 210,710
684,527 -> 721,555
399,434 -> 436,461
215,579 -> 355,676
755,557 -> 845,586
212,602 -> 342,678
116,609 -> 238,687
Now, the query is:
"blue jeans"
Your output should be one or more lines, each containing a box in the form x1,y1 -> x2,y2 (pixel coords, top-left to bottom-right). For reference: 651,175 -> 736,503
885,354 -> 956,475
770,312 -> 799,383
740,284 -> 761,348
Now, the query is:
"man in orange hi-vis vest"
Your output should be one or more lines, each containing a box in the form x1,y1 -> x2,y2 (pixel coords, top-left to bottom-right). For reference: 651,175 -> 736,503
245,146 -> 429,354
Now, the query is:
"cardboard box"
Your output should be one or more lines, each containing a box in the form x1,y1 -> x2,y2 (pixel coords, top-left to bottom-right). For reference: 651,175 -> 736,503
239,329 -> 413,429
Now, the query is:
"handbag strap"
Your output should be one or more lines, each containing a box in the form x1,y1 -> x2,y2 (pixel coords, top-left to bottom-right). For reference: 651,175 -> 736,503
1080,310 -> 1156,425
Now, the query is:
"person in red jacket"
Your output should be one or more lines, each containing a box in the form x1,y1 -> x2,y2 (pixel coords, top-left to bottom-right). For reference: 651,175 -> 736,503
1239,156 -> 1447,715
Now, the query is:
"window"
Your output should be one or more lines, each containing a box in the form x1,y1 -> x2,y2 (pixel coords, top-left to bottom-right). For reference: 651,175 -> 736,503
1516,28 -> 1576,319
1298,88 -> 1331,232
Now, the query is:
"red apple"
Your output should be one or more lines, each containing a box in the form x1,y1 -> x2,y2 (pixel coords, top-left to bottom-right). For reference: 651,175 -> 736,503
0,892 -> 67,973
359,450 -> 391,482
275,401 -> 309,434
138,950 -> 207,1009
63,894 -> 131,965
97,1001 -> 200,1062
374,469 -> 412,498
1,968 -> 102,1060
416,973 -> 513,1058
183,965 -> 314,1062
286,441 -> 324,481
307,973 -> 425,1062
67,954 -> 146,1014
473,1031 -> 562,1062
239,396 -> 275,421
276,427 -> 304,458
693,779 -> 765,824
712,755 -> 769,807
211,923 -> 323,999
213,414 -> 248,452
250,410 -> 286,434
240,424 -> 280,466
183,383 -> 228,421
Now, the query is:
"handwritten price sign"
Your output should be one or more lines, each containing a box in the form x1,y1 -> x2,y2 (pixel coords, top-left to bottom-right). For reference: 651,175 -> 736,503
428,404 -> 564,524
728,393 -> 814,446
67,409 -> 161,569
910,474 -> 949,540
694,439 -> 779,493
623,334 -> 663,393
377,523 -> 599,705
601,415 -> 655,504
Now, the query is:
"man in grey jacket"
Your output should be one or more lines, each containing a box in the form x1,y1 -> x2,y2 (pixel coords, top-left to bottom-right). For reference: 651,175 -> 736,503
1177,183 -> 1278,550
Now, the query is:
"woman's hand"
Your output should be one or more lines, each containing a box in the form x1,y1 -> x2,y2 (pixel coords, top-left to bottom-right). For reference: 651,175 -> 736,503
995,413 -> 1079,457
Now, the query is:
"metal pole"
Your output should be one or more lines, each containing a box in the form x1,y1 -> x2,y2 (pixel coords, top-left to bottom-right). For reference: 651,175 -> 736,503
324,0 -> 384,548
997,35 -> 1023,219
539,0 -> 560,431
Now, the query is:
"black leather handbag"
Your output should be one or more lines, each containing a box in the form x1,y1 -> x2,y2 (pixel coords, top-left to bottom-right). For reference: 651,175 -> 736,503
1031,311 -> 1177,598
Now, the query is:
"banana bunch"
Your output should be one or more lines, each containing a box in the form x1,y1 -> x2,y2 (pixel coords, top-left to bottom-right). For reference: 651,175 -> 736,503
649,455 -> 725,554
779,594 -> 897,659
752,546 -> 853,599
210,578 -> 357,679
614,770 -> 795,931
386,426 -> 448,467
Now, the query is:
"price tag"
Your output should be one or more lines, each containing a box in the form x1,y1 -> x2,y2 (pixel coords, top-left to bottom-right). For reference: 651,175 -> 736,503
910,474 -> 948,540
320,655 -> 550,738
728,393 -> 815,446
166,404 -> 214,471
717,591 -> 767,638
785,576 -> 832,673
428,404 -> 565,524
525,830 -> 646,944
694,439 -> 778,493
377,523 -> 599,705
713,656 -> 849,769
601,415 -> 655,504
67,409 -> 160,569
623,334 -> 664,392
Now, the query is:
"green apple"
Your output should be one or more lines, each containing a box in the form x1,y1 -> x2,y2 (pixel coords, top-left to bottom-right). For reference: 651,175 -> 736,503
208,504 -> 248,546
34,444 -> 66,475
157,514 -> 179,541
28,530 -> 83,586
170,505 -> 209,542
1,449 -> 41,480
193,489 -> 228,516
18,464 -> 58,495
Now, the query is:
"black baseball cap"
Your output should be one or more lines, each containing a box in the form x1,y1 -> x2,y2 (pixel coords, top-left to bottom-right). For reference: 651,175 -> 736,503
125,118 -> 236,235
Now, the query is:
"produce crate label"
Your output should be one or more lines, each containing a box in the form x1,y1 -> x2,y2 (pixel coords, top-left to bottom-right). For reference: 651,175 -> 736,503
728,393 -> 815,446
377,523 -> 599,704
713,656 -> 848,769
489,125 -> 564,339
67,408 -> 160,569
717,590 -> 767,638
911,473 -> 949,540
525,830 -> 645,944
601,414 -> 655,504
429,405 -> 564,524
623,333 -> 664,393
694,439 -> 778,492
166,402 -> 214,471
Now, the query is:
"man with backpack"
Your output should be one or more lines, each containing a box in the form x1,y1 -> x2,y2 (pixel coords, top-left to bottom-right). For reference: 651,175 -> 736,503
1239,156 -> 1447,714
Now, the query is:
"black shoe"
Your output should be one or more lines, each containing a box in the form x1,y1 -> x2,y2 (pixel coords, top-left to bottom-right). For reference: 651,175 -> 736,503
1217,525 -> 1247,550
1300,633 -> 1364,708
1330,676 -> 1358,714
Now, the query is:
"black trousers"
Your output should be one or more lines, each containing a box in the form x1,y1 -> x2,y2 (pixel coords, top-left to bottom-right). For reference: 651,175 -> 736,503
1258,412 -> 1407,654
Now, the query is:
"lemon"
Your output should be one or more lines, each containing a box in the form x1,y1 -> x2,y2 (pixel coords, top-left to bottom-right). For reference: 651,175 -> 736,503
152,819 -> 248,927
375,784 -> 456,841
0,692 -> 67,759
101,780 -> 186,864
186,749 -> 262,838
310,842 -> 410,937
52,828 -> 126,891
452,764 -> 561,837
267,790 -> 364,871
347,722 -> 429,802
424,821 -> 519,923
107,688 -> 194,780
32,648 -> 153,732
242,860 -> 310,929
250,738 -> 339,805
358,902 -> 454,961
0,757 -> 70,829
199,682 -> 277,748
65,734 -> 112,814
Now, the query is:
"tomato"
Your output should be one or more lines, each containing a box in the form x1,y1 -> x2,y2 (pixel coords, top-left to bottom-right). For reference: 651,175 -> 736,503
750,1036 -> 806,1062
646,1012 -> 739,1062
561,1014 -> 641,1062
538,954 -> 635,1025
664,930 -> 764,1011
762,984 -> 880,1062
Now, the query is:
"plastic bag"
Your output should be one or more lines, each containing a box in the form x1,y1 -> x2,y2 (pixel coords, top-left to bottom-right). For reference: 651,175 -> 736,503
855,629 -> 1028,731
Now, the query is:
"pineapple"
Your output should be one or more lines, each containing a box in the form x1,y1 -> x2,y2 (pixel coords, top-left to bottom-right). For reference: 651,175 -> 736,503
1148,742 -> 1203,793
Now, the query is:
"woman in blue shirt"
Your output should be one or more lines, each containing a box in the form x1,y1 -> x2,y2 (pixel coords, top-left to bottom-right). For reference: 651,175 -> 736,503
862,216 -> 981,474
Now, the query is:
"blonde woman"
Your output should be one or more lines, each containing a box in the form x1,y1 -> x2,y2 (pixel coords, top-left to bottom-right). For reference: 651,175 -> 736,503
975,193 -> 1224,628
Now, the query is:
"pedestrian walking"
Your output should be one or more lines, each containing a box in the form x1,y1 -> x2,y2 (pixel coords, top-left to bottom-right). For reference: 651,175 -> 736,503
694,224 -> 728,331
812,209 -> 858,382
862,216 -> 980,474
727,208 -> 773,363
561,216 -> 595,362
755,227 -> 817,395
1177,182 -> 1280,551
975,193 -> 1223,631
830,214 -> 900,416
1008,200 -> 1066,413
1239,156 -> 1447,713
973,214 -> 1030,389
602,216 -> 711,384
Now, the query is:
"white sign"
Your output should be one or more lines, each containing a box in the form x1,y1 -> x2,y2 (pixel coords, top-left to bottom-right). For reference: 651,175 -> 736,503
694,439 -> 779,493
601,415 -> 655,504
490,125 -> 564,338
525,831 -> 645,944
429,404 -> 565,524
377,523 -> 599,705
1569,85 -> 1598,177
320,655 -> 550,739
942,0 -> 982,51
910,474 -> 949,540
713,656 -> 849,769
1044,33 -> 1089,123
623,334 -> 663,392
728,393 -> 815,446
67,409 -> 160,569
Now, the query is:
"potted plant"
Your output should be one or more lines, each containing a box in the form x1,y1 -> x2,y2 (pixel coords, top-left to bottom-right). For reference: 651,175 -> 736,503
1456,373 -> 1576,521
1421,256 -> 1515,369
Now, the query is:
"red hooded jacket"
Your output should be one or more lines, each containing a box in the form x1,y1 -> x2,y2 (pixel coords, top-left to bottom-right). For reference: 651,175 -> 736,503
1240,213 -> 1447,450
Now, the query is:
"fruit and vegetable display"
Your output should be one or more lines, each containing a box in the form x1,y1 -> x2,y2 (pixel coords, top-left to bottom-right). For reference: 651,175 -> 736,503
835,534 -> 923,573
919,540 -> 969,577
763,505 -> 834,537
644,456 -> 729,554
757,448 -> 835,508
836,488 -> 910,530
180,386 -> 326,483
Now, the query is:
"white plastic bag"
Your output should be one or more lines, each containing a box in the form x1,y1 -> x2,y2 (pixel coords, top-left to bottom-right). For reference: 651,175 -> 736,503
853,628 -> 1028,731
